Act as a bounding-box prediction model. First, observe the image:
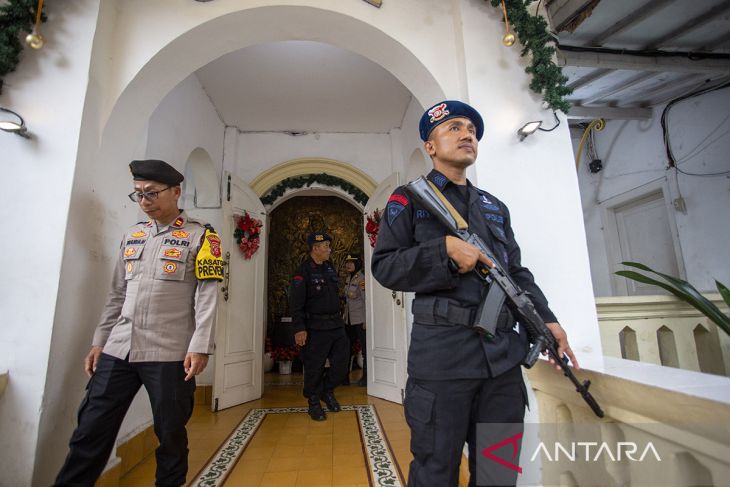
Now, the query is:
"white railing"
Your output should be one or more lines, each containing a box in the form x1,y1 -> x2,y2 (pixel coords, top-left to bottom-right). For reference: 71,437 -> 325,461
596,294 -> 730,376
525,357 -> 730,487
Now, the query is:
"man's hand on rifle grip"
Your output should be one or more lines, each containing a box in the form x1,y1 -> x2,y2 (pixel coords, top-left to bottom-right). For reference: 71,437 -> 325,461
544,322 -> 580,371
445,236 -> 494,273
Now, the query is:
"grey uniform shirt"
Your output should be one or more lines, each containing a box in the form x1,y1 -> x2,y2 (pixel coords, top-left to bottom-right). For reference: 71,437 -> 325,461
343,270 -> 366,325
92,211 -> 219,362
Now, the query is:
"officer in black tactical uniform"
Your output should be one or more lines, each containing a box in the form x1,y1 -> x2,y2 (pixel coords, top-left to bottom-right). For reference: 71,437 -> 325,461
372,101 -> 579,487
289,232 -> 349,421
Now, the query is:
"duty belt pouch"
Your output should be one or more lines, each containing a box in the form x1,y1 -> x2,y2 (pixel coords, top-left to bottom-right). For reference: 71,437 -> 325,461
412,298 -> 475,328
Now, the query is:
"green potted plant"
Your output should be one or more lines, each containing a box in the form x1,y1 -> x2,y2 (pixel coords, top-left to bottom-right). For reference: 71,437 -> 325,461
616,261 -> 730,336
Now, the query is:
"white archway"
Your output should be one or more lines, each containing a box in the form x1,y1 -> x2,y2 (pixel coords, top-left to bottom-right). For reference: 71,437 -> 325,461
182,147 -> 221,209
98,5 -> 446,163
406,147 -> 430,182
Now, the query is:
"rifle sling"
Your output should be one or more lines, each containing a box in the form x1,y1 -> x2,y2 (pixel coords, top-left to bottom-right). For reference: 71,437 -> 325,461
427,181 -> 468,230
425,179 -> 506,334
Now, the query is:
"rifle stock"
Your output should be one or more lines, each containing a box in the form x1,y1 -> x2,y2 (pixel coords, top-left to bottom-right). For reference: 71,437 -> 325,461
405,176 -> 604,418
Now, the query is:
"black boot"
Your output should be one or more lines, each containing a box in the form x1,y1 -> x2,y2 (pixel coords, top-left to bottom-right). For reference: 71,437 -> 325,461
321,391 -> 341,412
308,396 -> 326,421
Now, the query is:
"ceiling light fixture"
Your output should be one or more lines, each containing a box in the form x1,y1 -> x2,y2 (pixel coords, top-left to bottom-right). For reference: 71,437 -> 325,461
0,107 -> 31,139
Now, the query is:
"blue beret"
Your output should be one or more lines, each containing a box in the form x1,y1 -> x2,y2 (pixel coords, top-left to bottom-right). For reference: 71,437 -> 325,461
419,100 -> 484,141
129,159 -> 184,185
307,232 -> 332,246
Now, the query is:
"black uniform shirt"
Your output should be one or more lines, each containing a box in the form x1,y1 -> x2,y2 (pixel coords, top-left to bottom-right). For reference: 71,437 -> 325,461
372,169 -> 557,379
290,257 -> 343,333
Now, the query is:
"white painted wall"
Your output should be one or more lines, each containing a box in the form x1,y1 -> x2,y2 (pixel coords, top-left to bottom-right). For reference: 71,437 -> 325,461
457,0 -> 604,369
577,89 -> 730,297
235,131 -> 393,185
0,2 -> 103,486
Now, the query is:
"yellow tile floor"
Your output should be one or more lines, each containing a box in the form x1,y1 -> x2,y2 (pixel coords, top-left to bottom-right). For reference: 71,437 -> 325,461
119,371 -> 414,486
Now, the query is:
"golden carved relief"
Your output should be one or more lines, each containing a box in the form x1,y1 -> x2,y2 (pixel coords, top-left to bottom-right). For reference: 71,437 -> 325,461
267,196 -> 364,325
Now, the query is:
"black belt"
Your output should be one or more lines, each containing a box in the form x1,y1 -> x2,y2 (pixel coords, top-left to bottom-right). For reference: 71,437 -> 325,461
412,297 -> 476,328
412,297 -> 514,331
306,313 -> 341,320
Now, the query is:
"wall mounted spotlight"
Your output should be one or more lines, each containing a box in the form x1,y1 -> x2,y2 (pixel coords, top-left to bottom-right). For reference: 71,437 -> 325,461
517,121 -> 542,141
517,112 -> 561,142
0,107 -> 30,138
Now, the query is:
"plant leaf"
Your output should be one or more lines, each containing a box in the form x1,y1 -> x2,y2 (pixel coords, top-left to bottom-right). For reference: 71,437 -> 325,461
620,262 -> 709,306
616,271 -> 730,336
717,281 -> 730,310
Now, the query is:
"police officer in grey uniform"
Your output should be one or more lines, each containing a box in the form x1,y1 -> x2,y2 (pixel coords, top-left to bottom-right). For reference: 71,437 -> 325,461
342,253 -> 367,386
371,101 -> 579,487
290,232 -> 349,421
55,160 -> 223,487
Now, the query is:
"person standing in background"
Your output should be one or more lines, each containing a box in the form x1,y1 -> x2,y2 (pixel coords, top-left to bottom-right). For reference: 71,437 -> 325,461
342,253 -> 367,387
290,232 -> 349,421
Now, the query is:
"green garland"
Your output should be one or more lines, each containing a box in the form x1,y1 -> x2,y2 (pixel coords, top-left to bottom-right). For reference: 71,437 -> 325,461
489,0 -> 572,113
0,0 -> 46,95
260,173 -> 369,206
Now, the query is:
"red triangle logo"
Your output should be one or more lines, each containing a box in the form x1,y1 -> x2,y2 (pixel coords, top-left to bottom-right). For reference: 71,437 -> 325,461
481,432 -> 523,474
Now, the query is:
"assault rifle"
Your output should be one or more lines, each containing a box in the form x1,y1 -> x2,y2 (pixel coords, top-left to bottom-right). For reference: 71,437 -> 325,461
406,176 -> 604,418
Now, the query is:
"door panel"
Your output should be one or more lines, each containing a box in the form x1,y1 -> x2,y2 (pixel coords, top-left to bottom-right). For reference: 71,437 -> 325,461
363,173 -> 409,404
212,173 -> 267,410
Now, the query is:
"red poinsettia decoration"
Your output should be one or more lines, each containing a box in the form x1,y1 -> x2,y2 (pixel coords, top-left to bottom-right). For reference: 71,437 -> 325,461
271,345 -> 300,362
234,212 -> 263,259
365,208 -> 381,248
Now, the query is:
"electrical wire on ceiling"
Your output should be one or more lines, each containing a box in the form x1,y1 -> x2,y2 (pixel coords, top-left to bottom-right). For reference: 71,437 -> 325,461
662,80 -> 730,178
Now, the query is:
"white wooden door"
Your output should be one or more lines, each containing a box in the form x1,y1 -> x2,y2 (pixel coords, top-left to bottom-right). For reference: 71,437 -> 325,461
609,191 -> 683,295
212,173 -> 267,411
363,173 -> 409,404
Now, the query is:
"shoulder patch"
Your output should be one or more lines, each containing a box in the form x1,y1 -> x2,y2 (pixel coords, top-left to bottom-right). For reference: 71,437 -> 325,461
388,194 -> 409,206
195,228 -> 224,281
386,202 -> 406,226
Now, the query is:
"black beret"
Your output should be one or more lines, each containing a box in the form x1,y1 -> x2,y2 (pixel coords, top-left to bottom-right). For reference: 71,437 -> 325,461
307,232 -> 332,246
419,100 -> 484,141
129,159 -> 184,185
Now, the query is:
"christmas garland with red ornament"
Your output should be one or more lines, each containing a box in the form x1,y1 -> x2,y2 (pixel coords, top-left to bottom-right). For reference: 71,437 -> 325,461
365,208 -> 381,248
233,212 -> 263,259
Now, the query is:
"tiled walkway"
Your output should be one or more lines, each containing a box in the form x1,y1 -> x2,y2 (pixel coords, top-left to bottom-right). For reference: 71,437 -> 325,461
119,372 -> 414,486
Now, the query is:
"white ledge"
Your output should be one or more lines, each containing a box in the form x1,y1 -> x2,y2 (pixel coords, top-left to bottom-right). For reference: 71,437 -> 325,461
527,356 -> 730,443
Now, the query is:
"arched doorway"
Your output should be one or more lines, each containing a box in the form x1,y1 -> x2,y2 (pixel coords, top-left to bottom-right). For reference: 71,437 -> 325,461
266,194 -> 365,327
82,3 -> 447,411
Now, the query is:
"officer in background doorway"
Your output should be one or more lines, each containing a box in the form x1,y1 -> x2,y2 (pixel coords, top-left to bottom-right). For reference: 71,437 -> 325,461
372,101 -> 578,487
342,253 -> 367,387
289,232 -> 349,421
55,159 -> 223,487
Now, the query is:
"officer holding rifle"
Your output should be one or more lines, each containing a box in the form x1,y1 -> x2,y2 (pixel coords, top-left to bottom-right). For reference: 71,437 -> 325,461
371,100 -> 579,487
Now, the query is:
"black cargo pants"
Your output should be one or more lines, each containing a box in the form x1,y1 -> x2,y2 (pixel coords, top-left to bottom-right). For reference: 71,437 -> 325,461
54,353 -> 195,487
301,325 -> 349,398
404,365 -> 527,487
